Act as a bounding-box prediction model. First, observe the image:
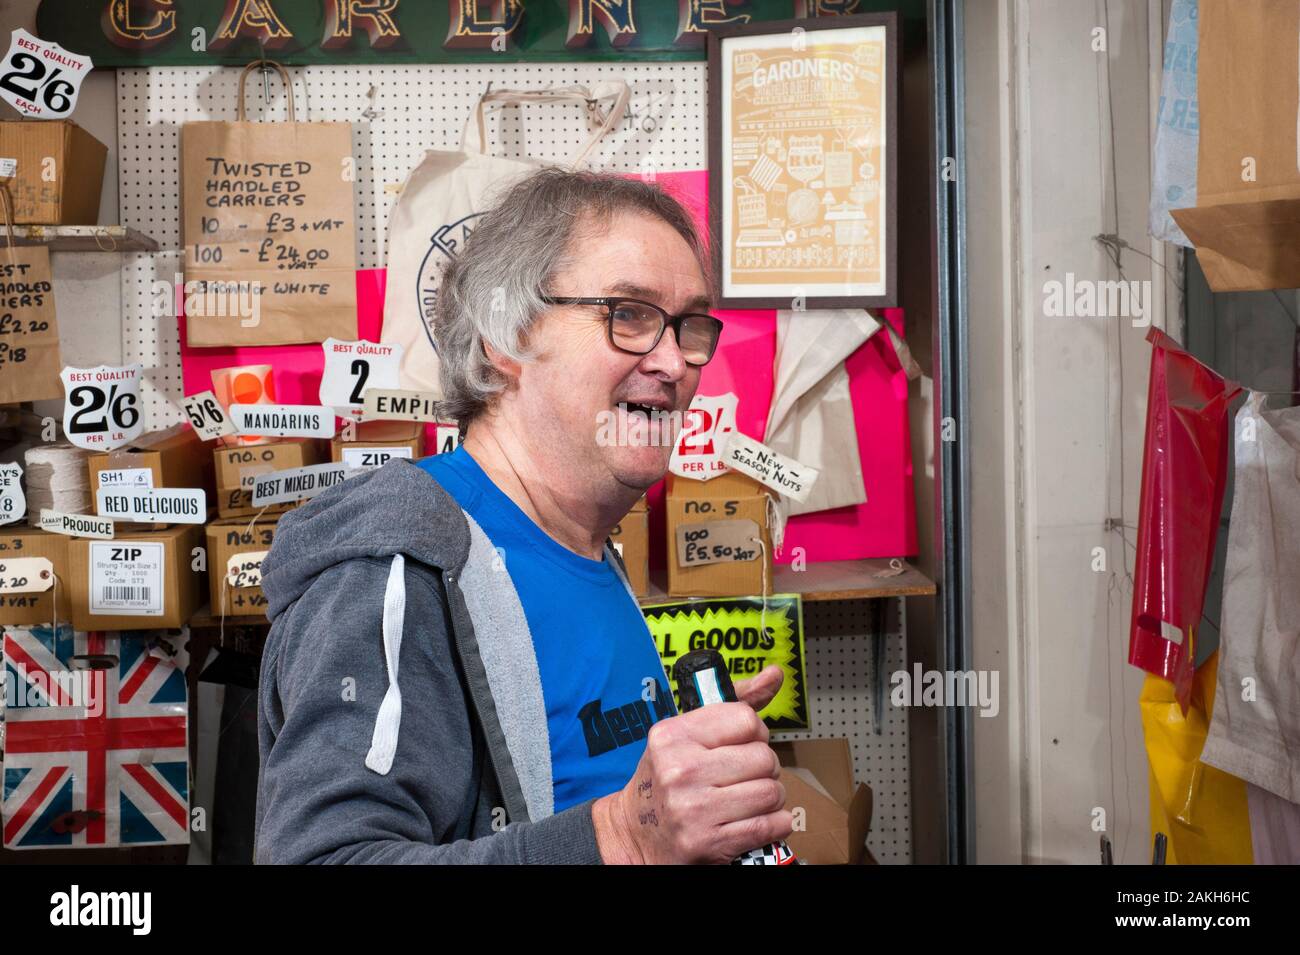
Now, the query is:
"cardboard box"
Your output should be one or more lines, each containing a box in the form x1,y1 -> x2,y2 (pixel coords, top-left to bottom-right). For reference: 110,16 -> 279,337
330,420 -> 424,468
610,495 -> 649,597
1170,1 -> 1300,290
665,471 -> 772,597
88,425 -> 216,531
205,515 -> 278,620
67,522 -> 205,630
213,439 -> 325,518
773,739 -> 875,865
0,120 -> 108,224
0,526 -> 68,626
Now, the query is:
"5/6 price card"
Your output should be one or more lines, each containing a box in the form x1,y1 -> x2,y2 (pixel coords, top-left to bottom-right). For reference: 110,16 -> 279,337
60,363 -> 144,451
0,247 -> 62,403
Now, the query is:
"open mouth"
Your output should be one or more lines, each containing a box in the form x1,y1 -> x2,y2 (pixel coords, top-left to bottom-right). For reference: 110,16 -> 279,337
617,400 -> 671,419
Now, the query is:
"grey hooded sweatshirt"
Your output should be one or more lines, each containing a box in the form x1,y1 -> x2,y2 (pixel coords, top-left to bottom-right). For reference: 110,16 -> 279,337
254,458 -> 629,863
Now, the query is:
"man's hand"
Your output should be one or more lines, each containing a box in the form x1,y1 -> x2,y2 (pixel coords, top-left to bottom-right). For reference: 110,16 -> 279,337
591,702 -> 792,864
734,664 -> 784,713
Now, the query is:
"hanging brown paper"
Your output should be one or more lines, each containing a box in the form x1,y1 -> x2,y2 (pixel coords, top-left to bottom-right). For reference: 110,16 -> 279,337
1171,0 -> 1300,291
180,61 -> 357,346
0,188 -> 62,404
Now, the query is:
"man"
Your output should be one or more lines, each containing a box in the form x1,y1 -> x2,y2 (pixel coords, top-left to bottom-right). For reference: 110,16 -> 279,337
255,168 -> 794,863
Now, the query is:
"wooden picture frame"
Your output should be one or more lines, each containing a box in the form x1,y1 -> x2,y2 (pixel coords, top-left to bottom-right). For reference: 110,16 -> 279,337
707,13 -> 899,309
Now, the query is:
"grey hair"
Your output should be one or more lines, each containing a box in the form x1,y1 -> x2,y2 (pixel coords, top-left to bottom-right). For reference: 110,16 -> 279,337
432,167 -> 712,424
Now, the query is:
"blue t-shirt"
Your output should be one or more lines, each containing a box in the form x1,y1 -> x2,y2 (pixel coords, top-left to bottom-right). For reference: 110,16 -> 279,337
417,447 -> 676,812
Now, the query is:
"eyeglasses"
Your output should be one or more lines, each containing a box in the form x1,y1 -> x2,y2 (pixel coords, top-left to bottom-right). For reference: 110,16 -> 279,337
541,296 -> 724,367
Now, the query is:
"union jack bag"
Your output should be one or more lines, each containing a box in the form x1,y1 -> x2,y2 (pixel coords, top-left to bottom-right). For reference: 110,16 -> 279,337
2,626 -> 190,849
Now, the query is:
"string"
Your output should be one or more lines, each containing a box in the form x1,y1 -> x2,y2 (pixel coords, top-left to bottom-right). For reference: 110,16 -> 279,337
0,184 -> 18,270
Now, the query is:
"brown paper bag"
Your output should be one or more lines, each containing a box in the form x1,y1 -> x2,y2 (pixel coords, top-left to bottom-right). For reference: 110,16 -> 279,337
181,61 -> 357,346
1171,0 -> 1300,290
0,185 -> 62,403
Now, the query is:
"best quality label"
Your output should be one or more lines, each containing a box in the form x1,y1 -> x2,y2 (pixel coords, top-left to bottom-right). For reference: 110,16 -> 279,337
0,461 -> 24,526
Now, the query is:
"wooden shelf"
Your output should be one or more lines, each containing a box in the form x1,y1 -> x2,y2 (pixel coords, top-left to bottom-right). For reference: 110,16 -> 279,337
638,558 -> 936,606
4,225 -> 158,252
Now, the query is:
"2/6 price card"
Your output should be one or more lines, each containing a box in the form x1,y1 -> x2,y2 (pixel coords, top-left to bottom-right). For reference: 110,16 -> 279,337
60,363 -> 144,451
0,29 -> 91,119
0,247 -> 62,403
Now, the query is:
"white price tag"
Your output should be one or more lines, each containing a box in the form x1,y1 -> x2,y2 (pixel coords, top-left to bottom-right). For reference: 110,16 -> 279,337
40,509 -> 114,540
0,29 -> 92,119
230,403 -> 335,439
97,467 -> 153,489
340,445 -> 413,471
0,461 -> 24,526
435,423 -> 460,454
721,432 -> 820,503
226,550 -> 268,589
96,487 -> 206,525
669,393 -> 739,480
361,388 -> 442,423
89,541 -> 163,616
0,556 -> 53,593
0,157 -> 15,177
252,462 -> 352,506
319,339 -> 403,413
60,364 -> 144,452
675,519 -> 762,567
182,389 -> 237,441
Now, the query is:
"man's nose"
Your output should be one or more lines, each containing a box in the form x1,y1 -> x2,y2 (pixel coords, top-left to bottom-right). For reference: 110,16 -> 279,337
638,324 -> 689,381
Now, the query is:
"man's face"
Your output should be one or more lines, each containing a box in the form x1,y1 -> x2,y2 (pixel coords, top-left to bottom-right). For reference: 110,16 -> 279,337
508,210 -> 711,493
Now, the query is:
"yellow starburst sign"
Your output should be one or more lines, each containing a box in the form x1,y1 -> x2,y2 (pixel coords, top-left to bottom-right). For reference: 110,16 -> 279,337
641,594 -> 807,729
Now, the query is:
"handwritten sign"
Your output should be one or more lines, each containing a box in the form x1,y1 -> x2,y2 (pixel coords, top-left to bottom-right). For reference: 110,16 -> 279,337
180,104 -> 358,346
722,432 -> 820,504
60,364 -> 144,452
226,550 -> 268,589
675,519 -> 762,567
230,403 -> 335,439
0,556 -> 54,592
0,29 -> 92,119
0,249 -> 62,403
0,461 -> 24,525
319,338 -> 402,413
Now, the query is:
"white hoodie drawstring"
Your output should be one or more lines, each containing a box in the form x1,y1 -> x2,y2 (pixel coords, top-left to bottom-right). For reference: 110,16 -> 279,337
365,554 -> 407,775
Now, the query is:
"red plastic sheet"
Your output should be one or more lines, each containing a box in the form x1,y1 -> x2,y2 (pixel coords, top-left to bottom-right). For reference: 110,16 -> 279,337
1129,328 -> 1242,712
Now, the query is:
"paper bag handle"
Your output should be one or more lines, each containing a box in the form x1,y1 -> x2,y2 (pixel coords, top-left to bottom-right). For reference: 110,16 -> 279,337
236,59 -> 297,122
0,184 -> 17,270
461,80 -> 630,169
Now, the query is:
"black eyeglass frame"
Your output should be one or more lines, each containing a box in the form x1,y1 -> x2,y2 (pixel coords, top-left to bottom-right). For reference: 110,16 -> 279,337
540,295 -> 724,366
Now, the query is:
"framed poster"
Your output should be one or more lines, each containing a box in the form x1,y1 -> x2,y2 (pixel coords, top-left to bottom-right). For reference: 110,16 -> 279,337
708,13 -> 899,309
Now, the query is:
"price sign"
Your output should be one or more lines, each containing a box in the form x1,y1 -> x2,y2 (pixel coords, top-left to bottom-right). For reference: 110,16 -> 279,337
60,364 -> 144,451
0,556 -> 53,593
435,423 -> 460,454
0,462 -> 24,526
226,550 -> 268,589
319,339 -> 403,413
669,392 -> 739,480
0,29 -> 92,119
182,389 -> 236,441
675,519 -> 762,567
0,249 -> 63,404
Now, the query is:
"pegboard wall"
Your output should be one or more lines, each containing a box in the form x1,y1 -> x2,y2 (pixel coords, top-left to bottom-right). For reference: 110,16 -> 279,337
114,64 -> 911,863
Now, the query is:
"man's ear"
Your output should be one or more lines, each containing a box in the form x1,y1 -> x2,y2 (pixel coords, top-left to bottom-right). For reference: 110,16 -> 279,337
483,340 -> 522,384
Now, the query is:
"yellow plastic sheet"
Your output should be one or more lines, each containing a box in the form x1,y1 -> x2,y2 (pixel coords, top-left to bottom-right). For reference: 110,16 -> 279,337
1140,650 -> 1253,864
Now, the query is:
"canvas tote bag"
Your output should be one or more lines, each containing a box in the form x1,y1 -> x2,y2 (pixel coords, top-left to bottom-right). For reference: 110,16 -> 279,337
180,61 -> 358,346
381,81 -> 630,395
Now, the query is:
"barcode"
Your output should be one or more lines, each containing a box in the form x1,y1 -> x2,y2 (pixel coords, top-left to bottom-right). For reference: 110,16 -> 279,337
102,586 -> 149,601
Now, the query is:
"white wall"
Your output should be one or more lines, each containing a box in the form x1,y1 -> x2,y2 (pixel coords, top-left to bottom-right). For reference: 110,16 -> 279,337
965,0 -> 1176,864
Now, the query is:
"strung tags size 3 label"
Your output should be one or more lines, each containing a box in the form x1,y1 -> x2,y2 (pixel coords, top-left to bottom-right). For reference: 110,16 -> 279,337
89,541 -> 163,615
